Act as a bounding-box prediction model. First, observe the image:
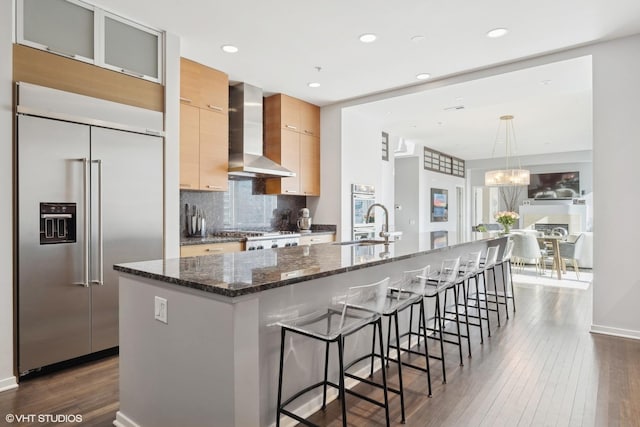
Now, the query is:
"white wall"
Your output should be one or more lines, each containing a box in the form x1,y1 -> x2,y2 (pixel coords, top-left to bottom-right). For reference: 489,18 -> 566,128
308,105 -> 342,238
164,33 -> 180,258
338,108 -> 395,239
0,0 -> 16,392
420,169 -> 465,235
590,34 -> 640,339
394,157 -> 420,234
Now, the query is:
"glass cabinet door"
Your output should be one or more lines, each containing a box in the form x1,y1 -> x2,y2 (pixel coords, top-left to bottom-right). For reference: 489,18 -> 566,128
103,13 -> 161,81
19,0 -> 95,62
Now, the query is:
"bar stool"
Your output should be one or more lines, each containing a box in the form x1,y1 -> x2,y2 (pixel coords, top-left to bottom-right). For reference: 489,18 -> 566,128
403,257 -> 461,384
275,277 -> 391,427
478,245 -> 502,327
443,251 -> 483,354
373,266 -> 434,423
496,239 -> 516,315
426,258 -> 465,369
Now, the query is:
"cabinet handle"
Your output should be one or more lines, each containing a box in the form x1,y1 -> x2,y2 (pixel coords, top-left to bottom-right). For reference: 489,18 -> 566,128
304,130 -> 315,135
285,125 -> 298,130
46,46 -> 77,59
311,238 -> 321,242
180,184 -> 192,188
285,190 -> 298,194
120,68 -> 145,78
206,185 -> 223,190
180,97 -> 193,103
205,248 -> 223,252
207,105 -> 224,112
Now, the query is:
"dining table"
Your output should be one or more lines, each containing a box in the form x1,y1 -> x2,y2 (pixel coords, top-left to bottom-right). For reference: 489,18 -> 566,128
537,235 -> 564,279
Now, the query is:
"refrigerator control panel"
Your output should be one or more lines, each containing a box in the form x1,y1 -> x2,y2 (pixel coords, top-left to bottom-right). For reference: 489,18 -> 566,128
40,202 -> 76,244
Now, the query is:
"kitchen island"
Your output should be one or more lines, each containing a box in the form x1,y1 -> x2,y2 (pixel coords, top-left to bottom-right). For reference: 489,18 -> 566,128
113,233 -> 506,427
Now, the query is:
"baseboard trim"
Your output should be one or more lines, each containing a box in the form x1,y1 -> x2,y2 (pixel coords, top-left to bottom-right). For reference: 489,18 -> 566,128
0,376 -> 18,393
113,411 -> 140,427
590,324 -> 640,340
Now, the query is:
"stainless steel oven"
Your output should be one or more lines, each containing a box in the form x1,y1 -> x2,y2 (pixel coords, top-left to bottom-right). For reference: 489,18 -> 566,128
352,184 -> 376,240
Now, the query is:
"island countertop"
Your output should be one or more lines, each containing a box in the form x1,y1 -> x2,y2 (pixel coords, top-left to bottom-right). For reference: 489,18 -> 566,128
114,232 -> 504,298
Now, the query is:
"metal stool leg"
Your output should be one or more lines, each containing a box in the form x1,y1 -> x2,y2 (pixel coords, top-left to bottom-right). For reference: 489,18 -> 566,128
276,328 -> 286,427
376,318 -> 391,427
419,300 -> 433,396
392,313 -> 406,423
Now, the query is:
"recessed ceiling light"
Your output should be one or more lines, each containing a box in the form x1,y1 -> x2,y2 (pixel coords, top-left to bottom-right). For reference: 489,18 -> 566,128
416,73 -> 431,80
359,33 -> 377,43
221,45 -> 239,53
308,82 -> 320,88
486,28 -> 508,38
411,35 -> 426,42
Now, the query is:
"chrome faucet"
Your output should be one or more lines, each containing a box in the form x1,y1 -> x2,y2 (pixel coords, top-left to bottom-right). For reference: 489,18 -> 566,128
365,203 -> 395,245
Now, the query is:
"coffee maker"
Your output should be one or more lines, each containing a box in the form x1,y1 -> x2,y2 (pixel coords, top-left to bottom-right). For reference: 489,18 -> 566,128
297,208 -> 312,233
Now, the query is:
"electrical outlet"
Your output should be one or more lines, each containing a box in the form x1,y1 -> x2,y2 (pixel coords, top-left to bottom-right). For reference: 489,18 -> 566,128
154,296 -> 168,324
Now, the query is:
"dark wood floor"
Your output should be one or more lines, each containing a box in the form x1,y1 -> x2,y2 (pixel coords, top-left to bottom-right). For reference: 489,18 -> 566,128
1,282 -> 639,427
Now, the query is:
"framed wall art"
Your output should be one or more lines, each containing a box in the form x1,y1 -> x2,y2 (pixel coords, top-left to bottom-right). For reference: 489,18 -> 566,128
431,188 -> 448,222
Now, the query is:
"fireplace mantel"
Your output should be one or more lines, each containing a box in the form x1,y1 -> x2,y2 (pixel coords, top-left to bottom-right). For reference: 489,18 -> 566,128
519,204 -> 587,234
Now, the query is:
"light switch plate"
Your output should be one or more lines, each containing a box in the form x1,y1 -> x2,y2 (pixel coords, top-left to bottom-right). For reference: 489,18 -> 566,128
154,296 -> 168,324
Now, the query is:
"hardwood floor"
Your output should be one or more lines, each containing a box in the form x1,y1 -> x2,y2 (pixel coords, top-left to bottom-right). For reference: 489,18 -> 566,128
0,356 -> 118,427
1,282 -> 639,427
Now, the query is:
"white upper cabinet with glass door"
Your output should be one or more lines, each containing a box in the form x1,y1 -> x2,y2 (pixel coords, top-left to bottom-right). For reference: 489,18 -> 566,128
17,0 -> 163,83
18,0 -> 96,63
101,12 -> 162,82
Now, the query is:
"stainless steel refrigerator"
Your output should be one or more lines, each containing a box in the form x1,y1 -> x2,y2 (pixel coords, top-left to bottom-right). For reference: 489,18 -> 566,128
17,86 -> 163,374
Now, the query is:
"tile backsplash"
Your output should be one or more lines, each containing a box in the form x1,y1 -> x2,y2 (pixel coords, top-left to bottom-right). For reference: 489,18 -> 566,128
180,179 -> 307,237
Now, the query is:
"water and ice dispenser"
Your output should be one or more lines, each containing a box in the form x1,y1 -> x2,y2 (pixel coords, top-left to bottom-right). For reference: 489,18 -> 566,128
39,202 -> 77,244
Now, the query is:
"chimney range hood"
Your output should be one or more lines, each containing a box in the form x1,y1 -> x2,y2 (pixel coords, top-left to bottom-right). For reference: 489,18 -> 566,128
228,83 -> 295,179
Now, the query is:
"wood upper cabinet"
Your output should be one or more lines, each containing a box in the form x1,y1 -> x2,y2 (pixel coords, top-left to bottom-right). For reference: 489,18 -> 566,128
179,103 -> 200,190
299,101 -> 320,137
265,129 -> 300,195
180,57 -> 229,114
180,57 -> 229,191
299,134 -> 320,195
199,109 -> 229,191
264,93 -> 321,196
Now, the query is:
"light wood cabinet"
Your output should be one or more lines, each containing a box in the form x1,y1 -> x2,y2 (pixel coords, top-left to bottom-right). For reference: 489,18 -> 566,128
180,57 -> 228,114
179,103 -> 200,189
299,134 -> 320,195
264,94 -> 321,196
299,234 -> 335,246
199,109 -> 229,191
265,129 -> 300,195
180,242 -> 244,257
179,57 -> 229,191
299,101 -> 320,137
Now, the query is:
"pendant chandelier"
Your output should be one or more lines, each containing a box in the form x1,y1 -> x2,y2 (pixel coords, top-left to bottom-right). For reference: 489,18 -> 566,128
484,114 -> 530,186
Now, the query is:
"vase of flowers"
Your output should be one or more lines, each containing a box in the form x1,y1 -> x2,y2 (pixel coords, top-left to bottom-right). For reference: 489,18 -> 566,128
494,211 -> 519,234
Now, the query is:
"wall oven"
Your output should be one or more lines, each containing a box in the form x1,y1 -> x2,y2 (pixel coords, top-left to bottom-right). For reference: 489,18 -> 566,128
352,184 -> 376,240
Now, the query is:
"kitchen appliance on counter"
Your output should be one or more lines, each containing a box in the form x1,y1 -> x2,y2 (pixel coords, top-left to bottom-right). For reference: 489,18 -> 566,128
17,83 -> 164,375
213,230 -> 300,250
297,208 -> 312,233
352,184 -> 376,240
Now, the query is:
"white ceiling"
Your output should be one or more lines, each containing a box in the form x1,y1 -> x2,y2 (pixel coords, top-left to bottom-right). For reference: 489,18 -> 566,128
90,0 -> 640,159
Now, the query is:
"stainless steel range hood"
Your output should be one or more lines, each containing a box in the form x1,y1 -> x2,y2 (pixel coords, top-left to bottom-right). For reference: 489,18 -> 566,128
228,83 -> 295,179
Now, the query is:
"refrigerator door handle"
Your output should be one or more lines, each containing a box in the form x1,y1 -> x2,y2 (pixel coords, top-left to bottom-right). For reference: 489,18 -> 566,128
73,158 -> 90,287
92,159 -> 104,286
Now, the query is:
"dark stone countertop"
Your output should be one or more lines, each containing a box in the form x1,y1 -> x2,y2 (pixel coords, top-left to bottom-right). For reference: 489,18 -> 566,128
180,236 -> 245,246
180,230 -> 335,246
116,232 -> 503,298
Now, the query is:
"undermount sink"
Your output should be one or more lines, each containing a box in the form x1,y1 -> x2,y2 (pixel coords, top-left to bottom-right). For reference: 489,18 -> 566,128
334,239 -> 393,246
